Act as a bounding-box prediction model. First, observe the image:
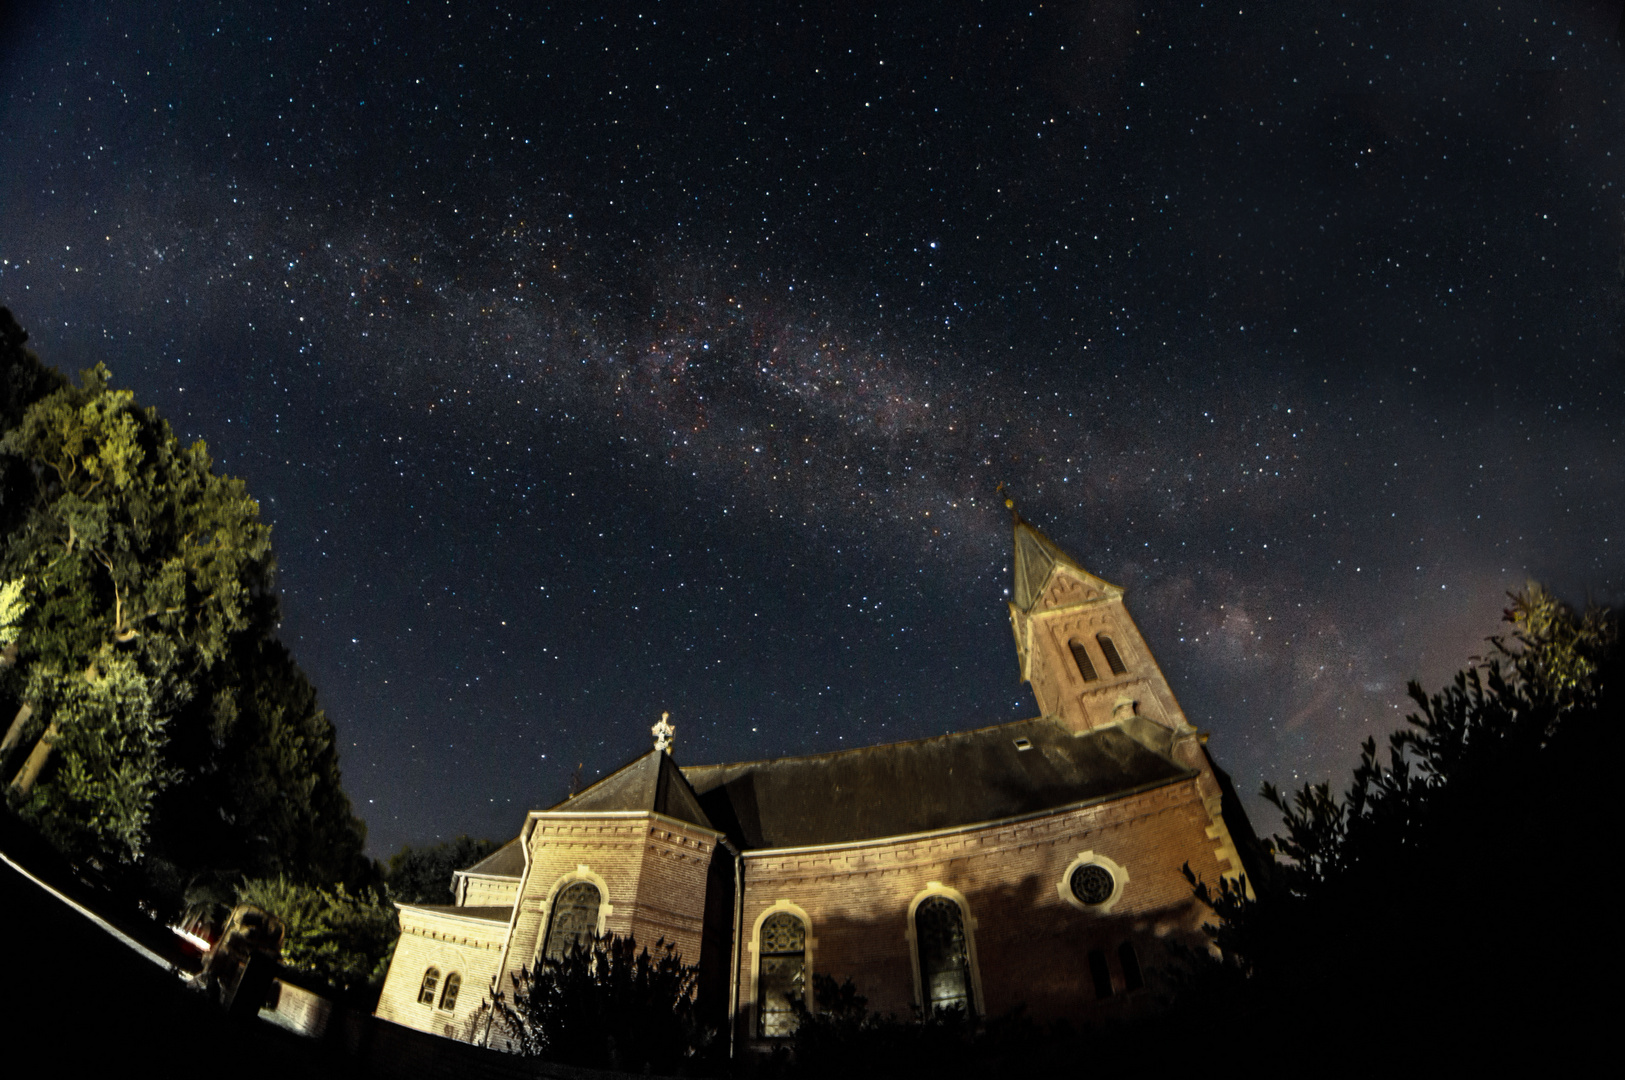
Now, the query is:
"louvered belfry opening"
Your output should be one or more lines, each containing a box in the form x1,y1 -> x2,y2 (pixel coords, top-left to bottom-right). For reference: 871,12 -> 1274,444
542,881 -> 602,962
757,911 -> 807,1037
1096,634 -> 1128,676
1068,638 -> 1098,681
916,896 -> 973,1016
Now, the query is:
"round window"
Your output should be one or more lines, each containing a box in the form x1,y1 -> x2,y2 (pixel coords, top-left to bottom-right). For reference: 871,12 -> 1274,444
1069,863 -> 1114,906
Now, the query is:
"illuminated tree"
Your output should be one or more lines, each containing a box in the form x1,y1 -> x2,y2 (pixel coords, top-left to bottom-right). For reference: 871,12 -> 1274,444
0,308 -> 369,895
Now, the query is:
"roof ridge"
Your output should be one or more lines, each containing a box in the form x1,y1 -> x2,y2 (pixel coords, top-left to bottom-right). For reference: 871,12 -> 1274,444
680,714 -> 1062,775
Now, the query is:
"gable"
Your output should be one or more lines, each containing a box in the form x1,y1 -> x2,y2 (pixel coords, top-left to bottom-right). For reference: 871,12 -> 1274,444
1038,567 -> 1108,610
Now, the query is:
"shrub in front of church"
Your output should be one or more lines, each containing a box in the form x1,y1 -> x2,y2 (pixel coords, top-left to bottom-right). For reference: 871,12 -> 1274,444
490,932 -> 711,1073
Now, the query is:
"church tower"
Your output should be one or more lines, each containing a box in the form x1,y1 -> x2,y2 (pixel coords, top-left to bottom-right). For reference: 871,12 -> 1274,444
1006,508 -> 1193,738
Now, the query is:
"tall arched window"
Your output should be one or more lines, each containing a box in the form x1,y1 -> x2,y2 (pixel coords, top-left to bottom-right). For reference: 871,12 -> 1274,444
542,881 -> 602,962
915,896 -> 973,1016
1117,941 -> 1143,992
1068,639 -> 1098,682
439,971 -> 462,1012
757,911 -> 807,1038
1096,634 -> 1127,676
417,967 -> 440,1005
1088,948 -> 1113,998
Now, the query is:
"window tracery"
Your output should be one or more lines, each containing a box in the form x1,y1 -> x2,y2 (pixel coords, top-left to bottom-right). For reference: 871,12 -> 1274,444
915,896 -> 972,1016
418,967 -> 440,1006
756,911 -> 807,1038
439,971 -> 461,1012
542,880 -> 602,962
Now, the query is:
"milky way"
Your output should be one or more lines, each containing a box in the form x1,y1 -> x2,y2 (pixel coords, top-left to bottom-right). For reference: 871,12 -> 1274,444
2,2 -> 1622,852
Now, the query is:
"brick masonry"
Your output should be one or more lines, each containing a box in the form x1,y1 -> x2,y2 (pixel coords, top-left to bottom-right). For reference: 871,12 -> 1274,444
734,774 -> 1223,1045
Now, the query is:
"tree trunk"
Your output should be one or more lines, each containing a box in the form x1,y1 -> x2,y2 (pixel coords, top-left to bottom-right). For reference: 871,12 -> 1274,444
0,701 -> 33,761
10,717 -> 59,794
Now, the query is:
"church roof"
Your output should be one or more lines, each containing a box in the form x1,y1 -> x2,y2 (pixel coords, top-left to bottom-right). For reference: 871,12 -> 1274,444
546,748 -> 716,832
681,716 -> 1193,851
1011,513 -> 1086,612
460,837 -> 525,879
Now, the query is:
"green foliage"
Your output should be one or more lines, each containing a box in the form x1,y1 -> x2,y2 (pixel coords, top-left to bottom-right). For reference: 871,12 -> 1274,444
492,932 -> 711,1073
385,835 -> 502,903
236,875 -> 398,997
19,646 -> 181,861
1181,584 -> 1619,1047
0,578 -> 27,649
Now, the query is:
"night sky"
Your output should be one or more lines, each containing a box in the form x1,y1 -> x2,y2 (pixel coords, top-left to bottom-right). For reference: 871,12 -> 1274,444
2,2 -> 1622,855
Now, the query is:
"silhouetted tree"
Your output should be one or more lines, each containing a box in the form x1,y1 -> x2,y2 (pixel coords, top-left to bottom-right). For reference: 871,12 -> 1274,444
1182,584 -> 1619,1053
385,835 -> 502,903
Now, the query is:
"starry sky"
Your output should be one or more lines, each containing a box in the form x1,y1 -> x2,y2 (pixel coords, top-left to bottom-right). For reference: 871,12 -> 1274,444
2,1 -> 1622,855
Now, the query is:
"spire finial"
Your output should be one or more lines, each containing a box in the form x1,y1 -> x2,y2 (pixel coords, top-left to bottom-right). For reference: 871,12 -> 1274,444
996,481 -> 1019,522
651,711 -> 676,754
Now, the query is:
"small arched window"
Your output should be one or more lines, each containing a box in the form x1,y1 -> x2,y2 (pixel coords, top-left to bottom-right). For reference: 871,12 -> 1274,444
757,911 -> 807,1038
542,880 -> 602,962
417,967 -> 440,1005
915,896 -> 972,1017
439,971 -> 461,1012
1068,639 -> 1098,682
1096,634 -> 1127,676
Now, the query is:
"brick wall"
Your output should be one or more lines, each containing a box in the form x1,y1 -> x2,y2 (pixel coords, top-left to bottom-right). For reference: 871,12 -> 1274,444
734,776 -> 1222,1046
497,813 -> 722,998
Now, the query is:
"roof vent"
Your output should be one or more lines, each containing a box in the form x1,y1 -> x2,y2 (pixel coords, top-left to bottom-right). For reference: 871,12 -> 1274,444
1012,737 -> 1033,751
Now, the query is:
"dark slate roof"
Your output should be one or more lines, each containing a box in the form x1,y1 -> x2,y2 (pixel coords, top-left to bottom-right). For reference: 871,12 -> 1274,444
403,904 -> 514,924
461,837 -> 525,879
682,717 -> 1193,850
545,749 -> 715,831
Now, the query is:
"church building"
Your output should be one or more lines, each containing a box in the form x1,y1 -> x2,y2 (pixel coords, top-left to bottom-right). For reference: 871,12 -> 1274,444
374,509 -> 1260,1050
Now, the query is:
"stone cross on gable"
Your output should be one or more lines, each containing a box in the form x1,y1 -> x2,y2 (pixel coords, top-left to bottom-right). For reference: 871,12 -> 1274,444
651,711 -> 676,754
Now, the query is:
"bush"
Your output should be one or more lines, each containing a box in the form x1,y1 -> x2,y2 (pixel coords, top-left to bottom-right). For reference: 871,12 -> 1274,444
235,875 -> 398,999
490,932 -> 714,1074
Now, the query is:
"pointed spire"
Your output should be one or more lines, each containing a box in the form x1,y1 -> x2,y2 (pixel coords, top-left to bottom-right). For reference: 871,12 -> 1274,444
1001,492 -> 1084,613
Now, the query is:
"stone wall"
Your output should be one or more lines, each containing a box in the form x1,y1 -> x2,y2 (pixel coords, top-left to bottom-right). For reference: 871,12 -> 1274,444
377,907 -> 509,1040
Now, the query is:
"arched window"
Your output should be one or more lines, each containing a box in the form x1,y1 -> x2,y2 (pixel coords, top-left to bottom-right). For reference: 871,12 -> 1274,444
1117,941 -> 1143,992
1068,639 -> 1098,682
757,911 -> 807,1038
417,967 -> 440,1005
915,896 -> 972,1016
439,971 -> 461,1012
1087,948 -> 1113,999
1096,634 -> 1127,676
542,880 -> 602,962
